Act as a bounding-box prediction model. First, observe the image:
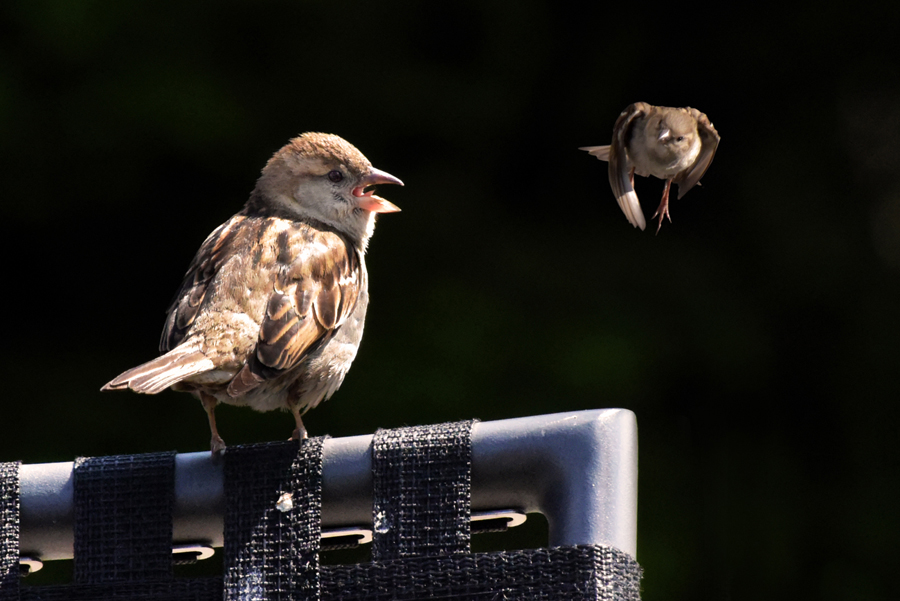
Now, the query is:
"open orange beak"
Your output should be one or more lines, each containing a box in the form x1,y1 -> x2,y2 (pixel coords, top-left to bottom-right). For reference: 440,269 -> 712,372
352,167 -> 403,213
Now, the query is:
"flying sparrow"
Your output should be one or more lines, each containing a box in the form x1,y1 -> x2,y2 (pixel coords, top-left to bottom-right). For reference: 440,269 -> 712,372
581,102 -> 720,232
102,133 -> 403,454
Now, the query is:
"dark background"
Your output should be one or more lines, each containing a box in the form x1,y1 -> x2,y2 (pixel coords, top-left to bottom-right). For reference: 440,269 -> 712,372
2,2 -> 898,599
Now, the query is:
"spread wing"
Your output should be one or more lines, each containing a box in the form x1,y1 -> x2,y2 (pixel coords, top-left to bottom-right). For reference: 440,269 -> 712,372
160,215 -> 250,353
675,108 -> 720,199
226,224 -> 363,396
608,102 -> 651,230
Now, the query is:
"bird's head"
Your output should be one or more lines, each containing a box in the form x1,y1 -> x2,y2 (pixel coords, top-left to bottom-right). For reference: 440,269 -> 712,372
653,111 -> 700,164
252,132 -> 403,247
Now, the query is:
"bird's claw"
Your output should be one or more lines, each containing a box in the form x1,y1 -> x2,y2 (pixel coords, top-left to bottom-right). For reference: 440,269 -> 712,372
652,179 -> 673,234
210,434 -> 226,456
652,201 -> 672,234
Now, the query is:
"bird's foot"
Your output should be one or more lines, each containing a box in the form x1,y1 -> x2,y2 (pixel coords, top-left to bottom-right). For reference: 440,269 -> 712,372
652,202 -> 671,233
652,180 -> 673,234
289,407 -> 308,442
200,393 -> 226,456
210,434 -> 226,456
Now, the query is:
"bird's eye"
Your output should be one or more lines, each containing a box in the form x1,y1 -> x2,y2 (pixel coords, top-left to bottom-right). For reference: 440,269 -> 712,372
327,170 -> 343,183
676,136 -> 685,142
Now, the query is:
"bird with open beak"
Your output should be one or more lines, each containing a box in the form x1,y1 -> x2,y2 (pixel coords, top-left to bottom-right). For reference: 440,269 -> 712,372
102,133 -> 402,454
581,102 -> 720,233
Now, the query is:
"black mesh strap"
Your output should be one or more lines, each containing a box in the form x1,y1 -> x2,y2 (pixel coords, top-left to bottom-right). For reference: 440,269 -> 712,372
224,437 -> 325,601
321,545 -> 642,601
0,462 -> 19,601
73,452 -> 176,584
19,578 -> 224,601
372,420 -> 476,560
6,418 -> 642,600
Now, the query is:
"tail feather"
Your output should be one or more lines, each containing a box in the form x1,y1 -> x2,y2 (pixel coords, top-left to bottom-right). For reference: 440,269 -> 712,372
580,145 -> 611,162
102,347 -> 215,394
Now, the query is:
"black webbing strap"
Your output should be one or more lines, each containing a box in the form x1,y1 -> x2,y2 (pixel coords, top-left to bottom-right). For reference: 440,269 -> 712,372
20,578 -> 224,600
321,545 -> 642,601
0,462 -> 19,601
371,420 -> 476,560
323,419 -> 643,600
73,452 -> 176,584
223,437 -> 325,601
15,453 -> 221,601
4,418 -> 642,600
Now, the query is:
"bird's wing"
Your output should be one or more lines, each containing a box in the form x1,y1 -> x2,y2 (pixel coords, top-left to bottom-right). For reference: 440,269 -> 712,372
675,108 -> 720,199
609,102 -> 651,230
160,215 -> 252,353
226,225 -> 363,396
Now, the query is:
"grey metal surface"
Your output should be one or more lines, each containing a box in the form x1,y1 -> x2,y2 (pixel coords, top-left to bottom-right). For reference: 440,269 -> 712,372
18,408 -> 637,561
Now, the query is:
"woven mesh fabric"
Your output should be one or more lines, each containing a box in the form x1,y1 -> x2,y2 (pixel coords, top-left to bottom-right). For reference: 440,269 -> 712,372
372,420 -> 475,560
73,452 -> 176,584
320,545 -> 642,601
4,418 -> 642,600
223,437 -> 325,601
0,462 -> 19,601
19,578 -> 223,601
590,545 -> 643,601
15,451 -> 222,601
331,419 -> 642,600
74,453 -> 175,583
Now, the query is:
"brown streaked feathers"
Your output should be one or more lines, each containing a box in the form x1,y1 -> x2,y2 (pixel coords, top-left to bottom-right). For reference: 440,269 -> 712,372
102,132 -> 402,453
103,218 -> 363,404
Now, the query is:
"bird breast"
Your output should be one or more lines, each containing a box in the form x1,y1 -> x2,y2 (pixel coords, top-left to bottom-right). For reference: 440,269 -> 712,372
629,134 -> 701,180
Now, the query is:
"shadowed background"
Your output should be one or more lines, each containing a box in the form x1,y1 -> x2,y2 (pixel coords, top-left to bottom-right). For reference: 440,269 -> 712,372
1,2 -> 898,599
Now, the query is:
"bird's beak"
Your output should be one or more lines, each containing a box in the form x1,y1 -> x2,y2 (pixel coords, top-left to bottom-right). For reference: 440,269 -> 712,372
657,128 -> 671,142
352,167 -> 403,213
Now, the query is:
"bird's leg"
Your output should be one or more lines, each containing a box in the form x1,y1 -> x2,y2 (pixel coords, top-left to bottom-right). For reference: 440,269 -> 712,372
289,401 -> 308,441
652,179 -> 673,233
200,392 -> 226,455
629,168 -> 635,190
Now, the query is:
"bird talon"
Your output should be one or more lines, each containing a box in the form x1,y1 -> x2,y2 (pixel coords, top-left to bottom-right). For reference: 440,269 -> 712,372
210,435 -> 226,456
653,205 -> 672,234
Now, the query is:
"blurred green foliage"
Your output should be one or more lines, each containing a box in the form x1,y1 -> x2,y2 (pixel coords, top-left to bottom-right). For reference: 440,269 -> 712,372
1,2 -> 899,599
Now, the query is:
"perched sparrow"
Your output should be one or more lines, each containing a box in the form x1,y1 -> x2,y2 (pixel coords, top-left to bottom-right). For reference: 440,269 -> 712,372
102,133 -> 402,454
581,102 -> 720,232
